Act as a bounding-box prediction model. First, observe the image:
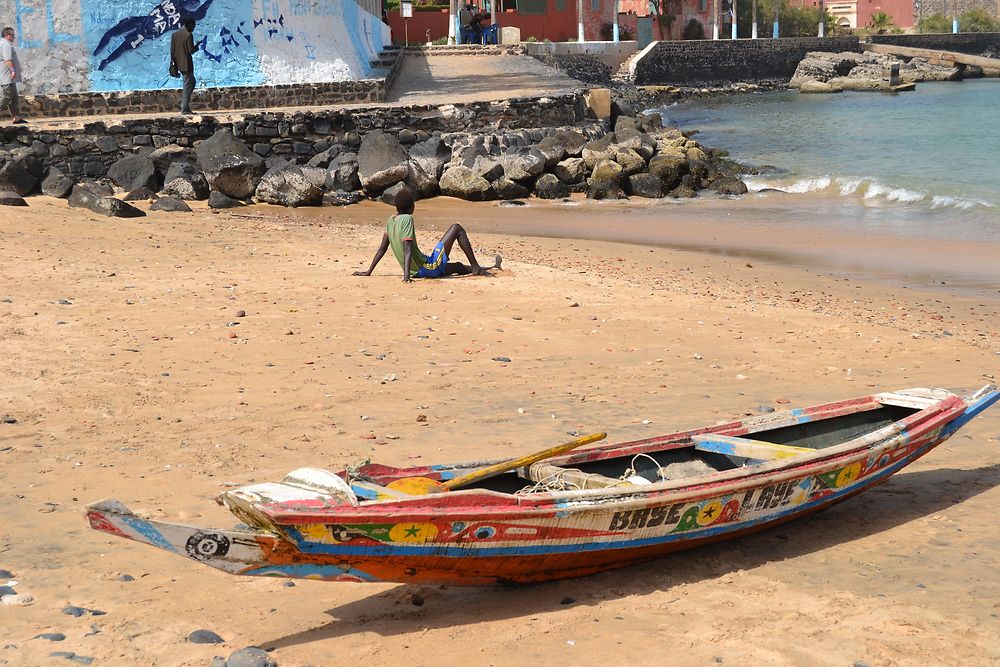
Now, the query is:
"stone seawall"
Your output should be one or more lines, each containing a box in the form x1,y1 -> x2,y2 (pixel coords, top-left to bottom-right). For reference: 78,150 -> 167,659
1,94 -> 585,181
21,80 -> 390,120
868,33 -> 1000,57
633,37 -> 861,85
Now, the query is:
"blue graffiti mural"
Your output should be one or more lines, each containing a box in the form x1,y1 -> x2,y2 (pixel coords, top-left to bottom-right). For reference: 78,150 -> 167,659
15,0 -> 393,94
83,0 -> 262,92
92,0 -> 216,71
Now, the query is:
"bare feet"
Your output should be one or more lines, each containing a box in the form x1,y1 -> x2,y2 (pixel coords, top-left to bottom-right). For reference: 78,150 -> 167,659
472,255 -> 502,276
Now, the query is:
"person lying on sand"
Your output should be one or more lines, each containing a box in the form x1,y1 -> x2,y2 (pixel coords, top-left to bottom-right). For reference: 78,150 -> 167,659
353,191 -> 501,283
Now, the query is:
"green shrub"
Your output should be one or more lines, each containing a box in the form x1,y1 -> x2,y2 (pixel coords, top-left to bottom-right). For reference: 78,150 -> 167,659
960,8 -> 1000,32
918,13 -> 951,33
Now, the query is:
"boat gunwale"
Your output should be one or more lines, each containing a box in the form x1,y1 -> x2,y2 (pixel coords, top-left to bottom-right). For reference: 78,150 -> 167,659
259,390 -> 967,524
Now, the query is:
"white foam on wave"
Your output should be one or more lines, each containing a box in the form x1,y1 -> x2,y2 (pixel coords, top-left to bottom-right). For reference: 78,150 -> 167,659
930,195 -> 995,210
862,182 -> 925,204
747,174 -> 996,213
836,178 -> 863,196
782,176 -> 833,194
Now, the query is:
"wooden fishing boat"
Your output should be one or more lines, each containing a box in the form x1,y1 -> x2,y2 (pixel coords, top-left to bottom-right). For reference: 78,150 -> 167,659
86,384 -> 999,586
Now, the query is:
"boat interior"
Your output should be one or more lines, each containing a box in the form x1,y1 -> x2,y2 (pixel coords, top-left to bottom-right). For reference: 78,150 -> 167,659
219,394 -> 939,515
450,402 -> 922,495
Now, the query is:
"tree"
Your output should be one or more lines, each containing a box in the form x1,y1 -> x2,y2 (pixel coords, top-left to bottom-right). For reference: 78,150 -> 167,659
869,11 -> 894,33
682,17 -> 706,39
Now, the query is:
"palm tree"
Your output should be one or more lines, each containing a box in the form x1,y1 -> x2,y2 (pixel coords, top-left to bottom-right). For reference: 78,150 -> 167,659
869,11 -> 894,33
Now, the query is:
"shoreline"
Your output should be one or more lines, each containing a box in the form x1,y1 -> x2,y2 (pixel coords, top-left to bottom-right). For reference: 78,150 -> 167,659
2,198 -> 999,666
305,196 -> 1000,302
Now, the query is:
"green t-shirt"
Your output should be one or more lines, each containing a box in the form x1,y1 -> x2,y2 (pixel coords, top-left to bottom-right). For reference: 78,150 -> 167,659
386,214 -> 427,278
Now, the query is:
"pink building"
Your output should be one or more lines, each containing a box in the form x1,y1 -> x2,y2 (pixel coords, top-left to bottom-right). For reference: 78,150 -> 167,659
618,0 -> 713,41
794,0 -> 915,27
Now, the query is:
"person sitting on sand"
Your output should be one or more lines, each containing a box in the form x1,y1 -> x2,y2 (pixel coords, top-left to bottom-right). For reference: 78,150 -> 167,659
353,191 -> 500,283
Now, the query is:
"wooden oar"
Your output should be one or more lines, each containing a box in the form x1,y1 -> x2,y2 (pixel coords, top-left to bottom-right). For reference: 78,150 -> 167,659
385,432 -> 607,495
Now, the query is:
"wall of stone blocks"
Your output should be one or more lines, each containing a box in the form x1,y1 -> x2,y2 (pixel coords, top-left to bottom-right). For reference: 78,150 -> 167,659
633,37 -> 862,85
0,93 -> 587,180
20,79 -> 390,119
917,0 -> 999,19
869,33 -> 1000,57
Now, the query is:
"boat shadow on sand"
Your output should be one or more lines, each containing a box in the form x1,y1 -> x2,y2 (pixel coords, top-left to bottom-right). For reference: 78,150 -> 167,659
261,462 -> 1000,649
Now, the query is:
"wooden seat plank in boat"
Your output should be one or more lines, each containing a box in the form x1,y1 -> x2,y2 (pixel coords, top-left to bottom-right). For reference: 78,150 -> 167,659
691,434 -> 813,460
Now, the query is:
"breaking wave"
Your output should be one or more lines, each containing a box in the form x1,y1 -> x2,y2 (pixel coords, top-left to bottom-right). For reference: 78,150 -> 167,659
745,175 -> 996,212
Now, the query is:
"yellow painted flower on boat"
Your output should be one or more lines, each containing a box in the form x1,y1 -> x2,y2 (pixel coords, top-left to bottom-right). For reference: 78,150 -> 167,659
835,463 -> 863,488
299,524 -> 337,544
389,523 -> 439,543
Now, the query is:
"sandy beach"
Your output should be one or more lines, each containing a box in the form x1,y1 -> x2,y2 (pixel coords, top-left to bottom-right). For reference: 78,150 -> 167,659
2,196 -> 999,666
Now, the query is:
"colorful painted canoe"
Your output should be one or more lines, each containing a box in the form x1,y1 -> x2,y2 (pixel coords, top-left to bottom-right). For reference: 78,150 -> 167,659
86,384 -> 999,586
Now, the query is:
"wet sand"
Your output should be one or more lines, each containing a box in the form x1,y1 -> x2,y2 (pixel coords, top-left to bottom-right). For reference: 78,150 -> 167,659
2,197 -> 999,666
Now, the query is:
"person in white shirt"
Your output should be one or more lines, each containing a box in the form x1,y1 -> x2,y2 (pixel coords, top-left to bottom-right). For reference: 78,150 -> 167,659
0,26 -> 25,124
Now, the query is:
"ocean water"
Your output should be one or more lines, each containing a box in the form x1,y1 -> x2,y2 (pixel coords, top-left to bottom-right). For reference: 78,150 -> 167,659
655,79 -> 1000,242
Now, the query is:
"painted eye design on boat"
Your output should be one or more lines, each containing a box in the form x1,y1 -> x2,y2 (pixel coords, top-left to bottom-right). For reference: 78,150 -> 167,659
474,526 -> 496,540
185,532 -> 231,560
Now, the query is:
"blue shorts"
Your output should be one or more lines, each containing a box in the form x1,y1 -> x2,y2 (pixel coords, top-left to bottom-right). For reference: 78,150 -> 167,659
416,242 -> 448,278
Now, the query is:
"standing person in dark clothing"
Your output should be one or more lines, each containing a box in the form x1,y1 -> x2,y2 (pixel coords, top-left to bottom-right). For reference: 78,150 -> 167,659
170,18 -> 198,115
0,26 -> 25,124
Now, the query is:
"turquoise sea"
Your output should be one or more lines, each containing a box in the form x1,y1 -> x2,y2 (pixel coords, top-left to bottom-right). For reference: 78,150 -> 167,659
656,79 -> 1000,243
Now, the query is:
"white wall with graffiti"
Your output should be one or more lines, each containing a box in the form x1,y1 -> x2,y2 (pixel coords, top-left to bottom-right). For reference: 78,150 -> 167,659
0,0 -> 391,95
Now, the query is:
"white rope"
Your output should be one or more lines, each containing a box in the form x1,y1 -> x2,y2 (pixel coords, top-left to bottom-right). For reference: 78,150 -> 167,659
620,453 -> 665,483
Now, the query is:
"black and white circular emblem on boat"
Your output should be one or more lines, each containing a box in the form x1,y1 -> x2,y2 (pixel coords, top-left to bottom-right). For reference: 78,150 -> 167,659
185,532 -> 231,560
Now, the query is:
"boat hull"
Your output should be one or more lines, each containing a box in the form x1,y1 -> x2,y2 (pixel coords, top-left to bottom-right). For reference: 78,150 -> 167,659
85,386 -> 999,586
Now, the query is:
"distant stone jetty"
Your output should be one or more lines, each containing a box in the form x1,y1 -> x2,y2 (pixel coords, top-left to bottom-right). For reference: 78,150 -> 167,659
789,50 -> 986,93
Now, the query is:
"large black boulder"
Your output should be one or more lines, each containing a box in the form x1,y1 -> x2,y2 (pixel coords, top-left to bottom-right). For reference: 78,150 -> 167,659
586,159 -> 626,200
492,178 -> 530,201
325,153 -> 360,192
208,190 -> 245,209
534,173 -> 570,200
439,166 -> 495,201
0,158 -> 38,196
195,129 -> 266,200
255,163 -> 323,207
0,190 -> 28,206
648,154 -> 688,191
712,176 -> 749,196
69,185 -> 146,218
161,162 -> 209,200
148,145 -> 194,175
150,196 -> 193,212
107,155 -> 159,192
41,169 -> 74,198
628,173 -> 665,198
358,130 -> 409,195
